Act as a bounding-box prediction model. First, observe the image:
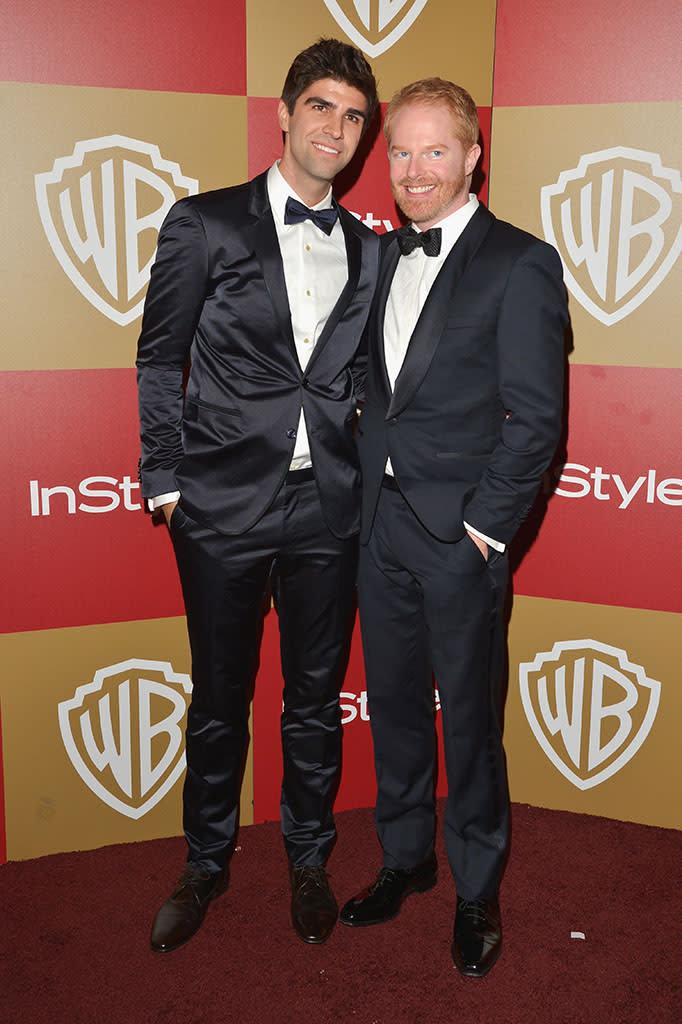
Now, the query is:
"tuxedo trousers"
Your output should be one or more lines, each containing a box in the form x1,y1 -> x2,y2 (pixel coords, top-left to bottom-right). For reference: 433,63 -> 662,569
169,475 -> 358,873
357,483 -> 510,899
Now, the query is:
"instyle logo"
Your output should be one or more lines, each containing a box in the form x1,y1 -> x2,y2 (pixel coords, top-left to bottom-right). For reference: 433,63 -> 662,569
322,0 -> 429,57
519,640 -> 661,790
58,659 -> 192,819
340,688 -> 441,724
541,148 -> 682,325
29,474 -> 141,516
35,136 -> 198,325
553,464 -> 682,509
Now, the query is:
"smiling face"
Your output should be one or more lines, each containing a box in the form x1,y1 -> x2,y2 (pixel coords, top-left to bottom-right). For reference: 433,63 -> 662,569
388,102 -> 481,229
277,77 -> 368,206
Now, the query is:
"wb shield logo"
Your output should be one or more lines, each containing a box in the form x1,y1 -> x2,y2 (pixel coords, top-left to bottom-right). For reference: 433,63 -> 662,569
58,659 -> 192,819
322,0 -> 429,56
35,136 -> 198,325
519,640 -> 660,790
541,148 -> 682,325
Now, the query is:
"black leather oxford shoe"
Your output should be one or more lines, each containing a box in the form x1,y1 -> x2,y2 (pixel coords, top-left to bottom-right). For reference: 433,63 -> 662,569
150,863 -> 229,953
339,852 -> 437,926
451,896 -> 502,977
289,865 -> 338,944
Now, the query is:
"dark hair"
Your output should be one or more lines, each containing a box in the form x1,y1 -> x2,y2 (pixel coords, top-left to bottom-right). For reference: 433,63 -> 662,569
281,38 -> 378,131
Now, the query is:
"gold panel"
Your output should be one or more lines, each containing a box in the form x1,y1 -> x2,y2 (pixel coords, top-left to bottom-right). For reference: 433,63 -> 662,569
246,0 -> 496,104
0,82 -> 247,372
506,596 -> 681,830
1,618 -> 254,861
488,102 -> 682,368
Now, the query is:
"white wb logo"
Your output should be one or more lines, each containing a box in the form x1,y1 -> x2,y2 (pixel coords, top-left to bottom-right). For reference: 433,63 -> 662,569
322,1 -> 429,57
541,147 -> 682,325
519,640 -> 660,790
35,136 -> 198,325
58,659 -> 192,819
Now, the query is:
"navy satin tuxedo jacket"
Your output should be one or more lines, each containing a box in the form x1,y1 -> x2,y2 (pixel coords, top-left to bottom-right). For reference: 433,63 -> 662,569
357,205 -> 569,546
137,171 -> 380,539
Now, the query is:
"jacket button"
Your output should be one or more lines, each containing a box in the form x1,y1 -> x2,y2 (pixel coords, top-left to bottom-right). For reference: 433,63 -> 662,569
286,428 -> 297,439
302,378 -> 309,389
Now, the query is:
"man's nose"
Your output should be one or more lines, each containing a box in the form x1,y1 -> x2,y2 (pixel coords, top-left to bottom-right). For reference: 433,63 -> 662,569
324,112 -> 344,138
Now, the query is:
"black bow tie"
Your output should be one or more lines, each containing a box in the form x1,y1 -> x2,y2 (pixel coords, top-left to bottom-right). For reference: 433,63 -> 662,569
396,225 -> 442,257
284,196 -> 338,235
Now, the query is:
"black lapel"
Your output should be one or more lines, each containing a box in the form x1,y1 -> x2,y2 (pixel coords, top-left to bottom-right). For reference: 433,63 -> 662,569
373,234 -> 402,407
305,204 -> 362,372
386,206 -> 494,420
249,173 -> 297,358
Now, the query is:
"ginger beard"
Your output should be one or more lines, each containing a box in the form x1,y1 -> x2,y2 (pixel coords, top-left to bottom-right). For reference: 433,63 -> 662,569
388,103 -> 480,229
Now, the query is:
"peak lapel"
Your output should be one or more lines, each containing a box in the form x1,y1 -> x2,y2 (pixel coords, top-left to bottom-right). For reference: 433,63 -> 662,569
249,175 -> 297,358
372,235 -> 402,405
387,207 -> 494,420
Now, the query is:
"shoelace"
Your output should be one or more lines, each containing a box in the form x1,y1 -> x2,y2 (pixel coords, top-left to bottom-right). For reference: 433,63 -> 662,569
292,867 -> 328,896
458,899 -> 493,925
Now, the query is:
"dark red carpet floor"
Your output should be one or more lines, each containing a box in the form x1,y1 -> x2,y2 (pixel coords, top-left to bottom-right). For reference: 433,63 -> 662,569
1,802 -> 680,1023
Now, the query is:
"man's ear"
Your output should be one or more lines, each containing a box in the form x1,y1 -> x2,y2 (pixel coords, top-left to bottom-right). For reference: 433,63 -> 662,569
277,99 -> 290,134
465,143 -> 482,177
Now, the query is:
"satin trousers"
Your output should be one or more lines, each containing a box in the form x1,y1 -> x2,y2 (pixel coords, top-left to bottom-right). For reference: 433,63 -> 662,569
170,475 -> 358,872
357,483 -> 510,899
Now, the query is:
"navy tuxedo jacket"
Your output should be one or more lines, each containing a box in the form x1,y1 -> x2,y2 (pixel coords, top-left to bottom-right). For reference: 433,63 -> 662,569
357,205 -> 569,546
137,171 -> 380,539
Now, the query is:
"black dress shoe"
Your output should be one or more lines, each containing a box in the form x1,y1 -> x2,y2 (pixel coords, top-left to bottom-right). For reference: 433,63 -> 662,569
451,896 -> 502,977
339,852 -> 437,927
289,865 -> 338,944
150,864 -> 228,953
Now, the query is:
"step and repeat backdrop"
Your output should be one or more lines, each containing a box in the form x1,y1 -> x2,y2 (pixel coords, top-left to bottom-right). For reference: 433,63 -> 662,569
1,0 -> 679,862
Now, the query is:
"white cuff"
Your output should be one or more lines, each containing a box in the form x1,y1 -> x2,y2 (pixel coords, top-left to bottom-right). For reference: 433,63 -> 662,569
148,491 -> 181,512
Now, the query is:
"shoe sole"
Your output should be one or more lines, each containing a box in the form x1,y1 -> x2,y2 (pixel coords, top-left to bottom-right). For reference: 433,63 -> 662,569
339,873 -> 437,927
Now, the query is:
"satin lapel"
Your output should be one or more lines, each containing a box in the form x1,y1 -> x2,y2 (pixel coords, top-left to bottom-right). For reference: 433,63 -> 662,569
387,206 -> 494,420
305,205 -> 361,373
249,175 -> 297,358
373,236 -> 402,407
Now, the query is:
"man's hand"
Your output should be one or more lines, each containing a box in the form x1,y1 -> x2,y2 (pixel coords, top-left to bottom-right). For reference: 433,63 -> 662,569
467,530 -> 488,561
161,500 -> 179,527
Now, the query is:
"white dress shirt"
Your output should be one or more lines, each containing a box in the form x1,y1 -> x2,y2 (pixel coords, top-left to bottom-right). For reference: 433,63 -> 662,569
149,162 -> 349,509
267,161 -> 349,470
383,195 -> 504,552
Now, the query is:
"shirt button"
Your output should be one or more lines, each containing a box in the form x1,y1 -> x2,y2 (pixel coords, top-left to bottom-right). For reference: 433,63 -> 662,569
303,337 -> 311,344
305,244 -> 311,252
286,428 -> 297,439
306,289 -> 311,296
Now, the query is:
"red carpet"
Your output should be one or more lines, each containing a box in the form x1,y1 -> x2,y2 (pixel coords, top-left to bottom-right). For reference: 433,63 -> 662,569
1,802 -> 680,1023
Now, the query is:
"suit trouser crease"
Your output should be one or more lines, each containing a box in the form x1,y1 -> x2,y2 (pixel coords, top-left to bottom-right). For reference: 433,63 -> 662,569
357,485 -> 510,898
170,478 -> 358,873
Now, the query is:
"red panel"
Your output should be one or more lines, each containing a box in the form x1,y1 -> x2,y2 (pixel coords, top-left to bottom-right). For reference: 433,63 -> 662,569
513,365 -> 682,613
1,369 -> 184,632
493,0 -> 682,106
252,613 -> 447,824
248,99 -> 491,232
0,0 -> 246,94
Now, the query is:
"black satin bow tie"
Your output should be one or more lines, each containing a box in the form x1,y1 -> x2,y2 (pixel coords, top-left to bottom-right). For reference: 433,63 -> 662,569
284,196 -> 338,235
396,225 -> 442,257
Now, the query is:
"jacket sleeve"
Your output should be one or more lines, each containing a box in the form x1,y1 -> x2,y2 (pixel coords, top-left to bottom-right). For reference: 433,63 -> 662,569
136,200 -> 208,498
462,241 -> 568,544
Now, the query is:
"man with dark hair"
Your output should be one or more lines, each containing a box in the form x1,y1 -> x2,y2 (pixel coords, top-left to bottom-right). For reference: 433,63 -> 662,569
137,38 -> 379,952
339,79 -> 568,977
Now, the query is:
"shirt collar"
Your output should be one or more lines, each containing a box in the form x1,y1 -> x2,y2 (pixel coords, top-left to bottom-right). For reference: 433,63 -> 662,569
267,161 -> 334,225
